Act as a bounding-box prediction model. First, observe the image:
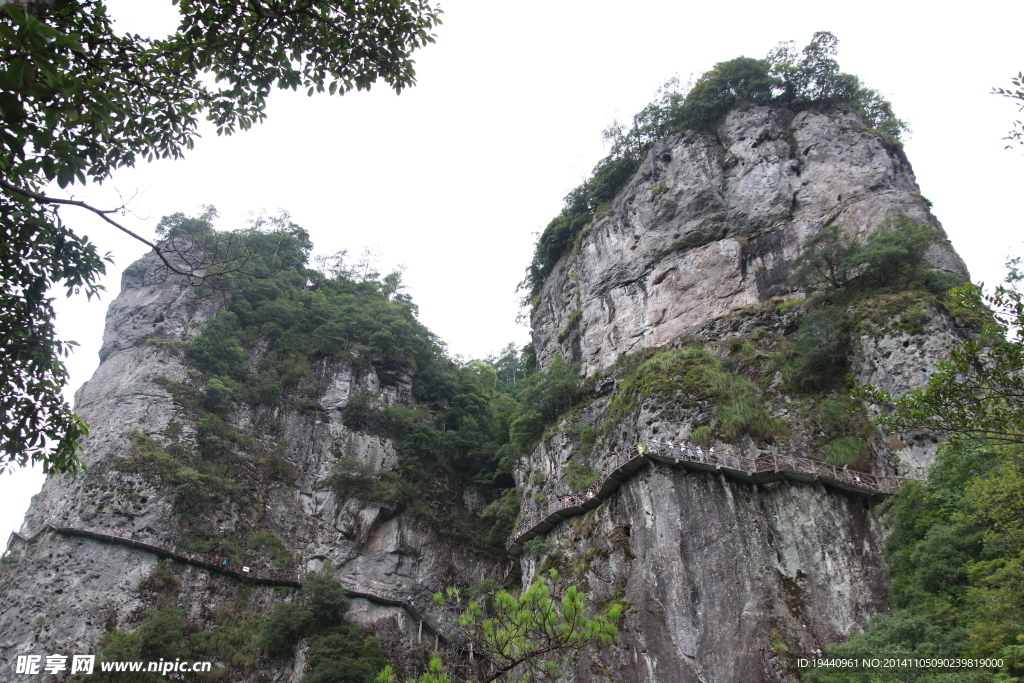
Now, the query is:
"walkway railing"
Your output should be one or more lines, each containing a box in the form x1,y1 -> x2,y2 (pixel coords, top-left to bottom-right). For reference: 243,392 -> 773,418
508,444 -> 920,557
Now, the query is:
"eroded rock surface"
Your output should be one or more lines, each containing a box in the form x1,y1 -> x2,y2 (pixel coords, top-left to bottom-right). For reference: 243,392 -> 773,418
0,254 -> 495,681
532,106 -> 968,376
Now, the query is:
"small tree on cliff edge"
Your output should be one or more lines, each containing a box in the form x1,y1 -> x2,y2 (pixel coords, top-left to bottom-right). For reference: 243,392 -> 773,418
855,260 -> 1024,446
0,0 -> 441,475
378,572 -> 622,683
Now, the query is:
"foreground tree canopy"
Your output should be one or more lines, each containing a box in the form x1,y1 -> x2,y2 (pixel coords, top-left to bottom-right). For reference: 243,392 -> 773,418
0,0 -> 441,474
993,72 -> 1024,148
378,573 -> 620,683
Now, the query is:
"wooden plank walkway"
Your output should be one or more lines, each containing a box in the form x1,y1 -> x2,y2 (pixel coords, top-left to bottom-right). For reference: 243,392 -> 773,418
7,524 -> 450,646
507,445 -> 920,557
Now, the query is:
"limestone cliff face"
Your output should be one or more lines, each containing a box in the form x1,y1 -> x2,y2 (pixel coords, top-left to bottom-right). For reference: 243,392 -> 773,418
514,107 -> 974,682
0,255 -> 495,682
512,304 -> 972,681
531,106 -> 968,377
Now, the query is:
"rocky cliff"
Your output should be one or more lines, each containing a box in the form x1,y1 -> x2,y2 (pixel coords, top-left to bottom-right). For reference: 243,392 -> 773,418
509,106 -> 974,681
531,106 -> 967,377
0,254 -> 497,681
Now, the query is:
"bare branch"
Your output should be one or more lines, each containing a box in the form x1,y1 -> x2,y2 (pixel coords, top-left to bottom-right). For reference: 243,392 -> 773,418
0,177 -> 194,278
1,177 -> 281,288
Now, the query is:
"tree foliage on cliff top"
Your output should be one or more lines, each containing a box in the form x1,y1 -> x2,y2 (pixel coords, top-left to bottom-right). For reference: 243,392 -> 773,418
521,31 -> 907,304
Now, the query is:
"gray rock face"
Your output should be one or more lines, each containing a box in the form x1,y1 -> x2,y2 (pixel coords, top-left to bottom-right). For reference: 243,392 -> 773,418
0,253 -> 495,681
513,107 -> 975,682
533,465 -> 886,683
532,106 -> 968,376
512,300 -> 966,681
515,389 -> 891,682
850,298 -> 975,477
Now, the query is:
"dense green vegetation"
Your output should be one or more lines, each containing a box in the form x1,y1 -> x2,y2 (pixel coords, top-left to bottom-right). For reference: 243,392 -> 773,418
784,216 -> 966,392
790,218 -> 960,297
84,565 -> 384,682
597,345 -> 787,447
522,31 -> 907,302
263,570 -> 387,683
804,441 -> 1024,682
172,211 -> 454,407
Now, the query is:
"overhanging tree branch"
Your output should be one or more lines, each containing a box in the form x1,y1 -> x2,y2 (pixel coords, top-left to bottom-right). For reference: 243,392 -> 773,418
0,177 -> 289,290
0,176 -> 187,272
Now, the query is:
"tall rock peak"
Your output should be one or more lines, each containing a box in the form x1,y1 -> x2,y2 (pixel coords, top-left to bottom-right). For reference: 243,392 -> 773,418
1,251 -> 496,681
531,106 -> 968,375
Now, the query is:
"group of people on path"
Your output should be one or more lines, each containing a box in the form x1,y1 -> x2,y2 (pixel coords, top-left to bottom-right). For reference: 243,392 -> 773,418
638,440 -> 738,469
561,490 -> 596,507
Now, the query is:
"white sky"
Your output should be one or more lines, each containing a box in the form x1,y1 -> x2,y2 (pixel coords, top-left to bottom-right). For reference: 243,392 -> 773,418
3,0 -> 1021,540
